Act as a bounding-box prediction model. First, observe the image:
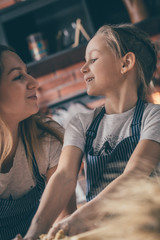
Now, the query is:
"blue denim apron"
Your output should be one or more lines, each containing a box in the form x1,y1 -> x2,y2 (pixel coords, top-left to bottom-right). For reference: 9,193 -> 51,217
85,99 -> 145,201
0,143 -> 45,240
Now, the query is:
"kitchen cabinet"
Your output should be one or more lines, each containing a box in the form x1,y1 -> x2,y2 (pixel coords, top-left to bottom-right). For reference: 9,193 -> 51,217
0,0 -> 95,77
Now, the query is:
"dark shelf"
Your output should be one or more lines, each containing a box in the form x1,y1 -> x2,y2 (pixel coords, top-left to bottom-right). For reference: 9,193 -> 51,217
27,43 -> 86,77
135,15 -> 160,36
0,0 -> 55,22
0,0 -> 94,74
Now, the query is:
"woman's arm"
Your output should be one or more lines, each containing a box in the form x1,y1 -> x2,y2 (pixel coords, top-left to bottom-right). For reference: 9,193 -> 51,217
47,139 -> 160,237
24,146 -> 83,240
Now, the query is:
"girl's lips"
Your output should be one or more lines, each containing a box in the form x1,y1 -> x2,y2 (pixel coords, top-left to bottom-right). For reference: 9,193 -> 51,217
86,77 -> 94,83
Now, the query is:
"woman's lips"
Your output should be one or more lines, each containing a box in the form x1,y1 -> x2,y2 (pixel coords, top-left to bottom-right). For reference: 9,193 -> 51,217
27,95 -> 37,100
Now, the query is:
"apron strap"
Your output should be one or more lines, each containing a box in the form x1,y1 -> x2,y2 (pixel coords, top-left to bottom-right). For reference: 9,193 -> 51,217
131,99 -> 145,137
21,134 -> 45,188
85,107 -> 105,152
0,133 -> 45,239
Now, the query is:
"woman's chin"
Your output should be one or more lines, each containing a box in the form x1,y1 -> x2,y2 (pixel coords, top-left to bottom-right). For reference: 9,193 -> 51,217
26,106 -> 40,119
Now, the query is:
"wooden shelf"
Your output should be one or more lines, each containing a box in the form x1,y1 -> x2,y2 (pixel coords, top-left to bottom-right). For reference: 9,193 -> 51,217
27,43 -> 86,78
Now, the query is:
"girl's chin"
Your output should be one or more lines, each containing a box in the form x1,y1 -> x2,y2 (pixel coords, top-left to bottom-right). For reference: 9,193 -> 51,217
87,89 -> 99,96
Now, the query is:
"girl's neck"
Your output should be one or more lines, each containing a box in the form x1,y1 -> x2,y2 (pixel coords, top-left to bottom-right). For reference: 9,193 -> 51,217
103,66 -> 140,114
104,94 -> 138,114
104,75 -> 139,114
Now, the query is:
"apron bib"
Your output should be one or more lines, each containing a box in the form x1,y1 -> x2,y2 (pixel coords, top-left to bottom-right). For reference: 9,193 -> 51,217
85,99 -> 145,201
0,144 -> 45,240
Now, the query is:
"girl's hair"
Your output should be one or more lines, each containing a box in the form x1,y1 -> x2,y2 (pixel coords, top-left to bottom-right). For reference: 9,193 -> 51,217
96,24 -> 157,100
0,45 -> 63,173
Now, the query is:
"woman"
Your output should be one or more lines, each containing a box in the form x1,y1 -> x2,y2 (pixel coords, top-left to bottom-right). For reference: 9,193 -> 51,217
19,23 -> 160,239
0,45 -> 76,240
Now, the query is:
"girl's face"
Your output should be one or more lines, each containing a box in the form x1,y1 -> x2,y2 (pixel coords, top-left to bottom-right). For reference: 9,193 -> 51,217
0,50 -> 39,123
81,34 -> 123,97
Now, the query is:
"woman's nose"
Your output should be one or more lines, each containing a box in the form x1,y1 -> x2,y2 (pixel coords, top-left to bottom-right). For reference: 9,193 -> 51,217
27,75 -> 39,89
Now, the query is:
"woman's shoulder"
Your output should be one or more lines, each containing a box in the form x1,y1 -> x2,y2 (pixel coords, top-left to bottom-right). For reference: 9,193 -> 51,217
45,118 -> 64,132
35,115 -> 64,141
37,114 -> 63,127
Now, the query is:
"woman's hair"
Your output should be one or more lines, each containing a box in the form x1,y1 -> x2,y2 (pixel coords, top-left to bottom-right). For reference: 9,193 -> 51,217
0,45 -> 63,173
96,24 -> 157,100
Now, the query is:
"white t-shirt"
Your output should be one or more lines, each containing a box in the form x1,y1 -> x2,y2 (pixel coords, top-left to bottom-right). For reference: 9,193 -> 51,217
64,102 -> 160,155
0,123 -> 64,199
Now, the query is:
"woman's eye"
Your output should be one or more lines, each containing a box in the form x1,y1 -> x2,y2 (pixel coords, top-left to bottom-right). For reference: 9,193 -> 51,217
13,74 -> 23,80
90,58 -> 97,64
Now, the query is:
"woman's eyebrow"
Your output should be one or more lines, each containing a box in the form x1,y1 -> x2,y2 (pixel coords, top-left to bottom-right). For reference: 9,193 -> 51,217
8,66 -> 27,75
8,67 -> 21,75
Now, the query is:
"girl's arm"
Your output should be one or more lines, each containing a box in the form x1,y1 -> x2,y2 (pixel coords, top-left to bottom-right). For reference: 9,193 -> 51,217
24,146 -> 83,240
47,139 -> 160,237
46,165 -> 77,222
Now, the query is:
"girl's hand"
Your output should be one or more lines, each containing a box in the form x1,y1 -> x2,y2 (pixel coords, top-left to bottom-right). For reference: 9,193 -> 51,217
46,218 -> 69,239
12,234 -> 34,240
46,213 -> 94,239
12,234 -> 23,240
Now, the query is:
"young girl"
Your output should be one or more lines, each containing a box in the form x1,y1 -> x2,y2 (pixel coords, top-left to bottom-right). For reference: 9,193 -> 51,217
0,45 -> 76,240
20,23 -> 160,239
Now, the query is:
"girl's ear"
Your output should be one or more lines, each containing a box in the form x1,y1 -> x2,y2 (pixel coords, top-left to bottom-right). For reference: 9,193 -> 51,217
121,52 -> 135,74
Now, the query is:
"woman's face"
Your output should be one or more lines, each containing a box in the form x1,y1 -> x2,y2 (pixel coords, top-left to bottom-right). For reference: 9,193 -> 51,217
81,34 -> 123,97
0,50 -> 39,123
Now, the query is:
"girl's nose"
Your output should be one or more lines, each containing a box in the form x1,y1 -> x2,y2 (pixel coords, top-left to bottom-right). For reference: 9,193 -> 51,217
80,62 -> 89,74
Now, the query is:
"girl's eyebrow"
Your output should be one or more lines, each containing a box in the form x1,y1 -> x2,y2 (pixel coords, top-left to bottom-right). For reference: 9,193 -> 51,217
85,49 -> 100,60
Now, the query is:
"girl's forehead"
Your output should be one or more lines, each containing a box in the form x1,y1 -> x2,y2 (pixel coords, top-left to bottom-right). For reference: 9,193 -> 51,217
88,35 -> 104,47
85,35 -> 109,58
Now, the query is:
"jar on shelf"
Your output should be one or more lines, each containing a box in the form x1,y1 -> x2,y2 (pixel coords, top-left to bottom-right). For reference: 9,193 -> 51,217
27,32 -> 48,61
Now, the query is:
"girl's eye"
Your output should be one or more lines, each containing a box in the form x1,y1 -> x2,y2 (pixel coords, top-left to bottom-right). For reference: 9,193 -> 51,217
90,58 -> 97,64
